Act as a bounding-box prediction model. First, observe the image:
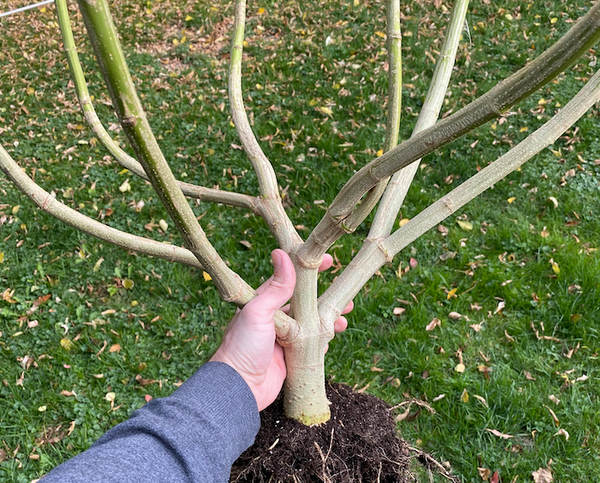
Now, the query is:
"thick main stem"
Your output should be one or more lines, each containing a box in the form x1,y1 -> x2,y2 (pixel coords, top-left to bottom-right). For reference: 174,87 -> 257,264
284,261 -> 332,425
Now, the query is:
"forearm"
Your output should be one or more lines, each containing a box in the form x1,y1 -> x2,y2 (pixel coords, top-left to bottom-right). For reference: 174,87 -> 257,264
41,362 -> 260,483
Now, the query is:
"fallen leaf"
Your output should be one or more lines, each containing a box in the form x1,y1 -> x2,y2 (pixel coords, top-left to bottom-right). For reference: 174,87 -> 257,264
60,338 -> 74,351
543,405 -> 560,426
576,374 -> 588,382
109,344 -> 121,353
159,219 -> 169,232
393,307 -> 406,316
524,370 -> 536,381
432,394 -> 445,402
485,428 -> 513,439
202,271 -> 212,282
447,288 -> 457,299
460,388 -> 469,402
470,323 -> 484,332
491,471 -> 500,483
399,218 -> 410,227
474,394 -> 489,408
549,394 -> 560,405
448,312 -> 462,320
60,390 -> 76,397
409,257 -> 418,268
507,197 -> 516,204
119,179 -> 131,192
532,466 -> 553,483
553,428 -> 569,440
541,226 -> 549,238
478,467 -> 491,481
455,363 -> 466,373
548,196 -> 558,208
494,301 -> 505,315
145,394 -> 153,403
105,392 -> 116,403
316,106 -> 333,116
426,318 -> 441,331
456,219 -> 473,231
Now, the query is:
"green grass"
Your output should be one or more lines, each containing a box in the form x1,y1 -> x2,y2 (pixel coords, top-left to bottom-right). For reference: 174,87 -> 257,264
1,0 -> 600,481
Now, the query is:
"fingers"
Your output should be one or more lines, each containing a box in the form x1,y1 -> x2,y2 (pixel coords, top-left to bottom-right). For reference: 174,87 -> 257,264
334,316 -> 348,334
318,254 -> 333,272
341,300 -> 354,315
244,249 -> 296,318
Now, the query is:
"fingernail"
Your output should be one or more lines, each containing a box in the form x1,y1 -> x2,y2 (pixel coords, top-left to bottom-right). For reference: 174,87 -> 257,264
272,250 -> 282,270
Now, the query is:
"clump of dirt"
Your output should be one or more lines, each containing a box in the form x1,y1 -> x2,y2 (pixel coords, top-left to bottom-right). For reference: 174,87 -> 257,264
231,383 -> 423,483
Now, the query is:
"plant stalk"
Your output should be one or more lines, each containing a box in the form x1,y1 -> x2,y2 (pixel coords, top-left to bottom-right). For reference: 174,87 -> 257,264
301,1 -> 600,266
229,0 -> 302,251
320,68 -> 600,325
76,0 -> 250,305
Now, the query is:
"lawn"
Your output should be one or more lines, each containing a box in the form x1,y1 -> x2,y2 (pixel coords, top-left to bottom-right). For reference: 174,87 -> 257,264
1,0 -> 600,481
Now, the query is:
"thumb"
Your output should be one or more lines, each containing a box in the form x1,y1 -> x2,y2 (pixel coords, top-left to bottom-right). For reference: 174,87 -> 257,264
245,249 -> 296,317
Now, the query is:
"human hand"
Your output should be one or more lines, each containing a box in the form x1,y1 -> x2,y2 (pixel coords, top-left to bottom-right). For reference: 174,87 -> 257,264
210,249 -> 352,411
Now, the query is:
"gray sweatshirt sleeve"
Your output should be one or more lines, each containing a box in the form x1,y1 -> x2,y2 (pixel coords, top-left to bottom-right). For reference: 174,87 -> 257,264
41,361 -> 260,483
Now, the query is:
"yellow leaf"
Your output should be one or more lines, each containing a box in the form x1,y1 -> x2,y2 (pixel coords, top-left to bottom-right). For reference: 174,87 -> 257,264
119,179 -> 131,192
258,7 -> 266,14
12,205 -> 20,215
551,261 -> 560,274
460,388 -> 469,402
374,31 -> 386,38
119,168 -> 129,175
376,149 -> 384,157
538,98 -> 547,105
353,0 -> 359,5
447,288 -> 457,299
185,15 -> 193,21
60,338 -> 74,351
507,197 -> 516,204
399,218 -> 410,227
26,87 -> 35,95
38,405 -> 47,412
243,40 -> 248,47
520,126 -> 529,132
316,106 -> 333,116
159,219 -> 168,232
550,17 -> 558,24
123,279 -> 134,290
456,220 -> 473,231
456,364 -> 466,374
203,271 -> 212,282
105,392 -> 116,403
173,38 -> 179,46
0,252 -> 4,264
93,258 -> 104,272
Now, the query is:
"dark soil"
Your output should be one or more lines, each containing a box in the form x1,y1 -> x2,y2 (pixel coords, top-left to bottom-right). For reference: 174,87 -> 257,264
230,383 -> 414,483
